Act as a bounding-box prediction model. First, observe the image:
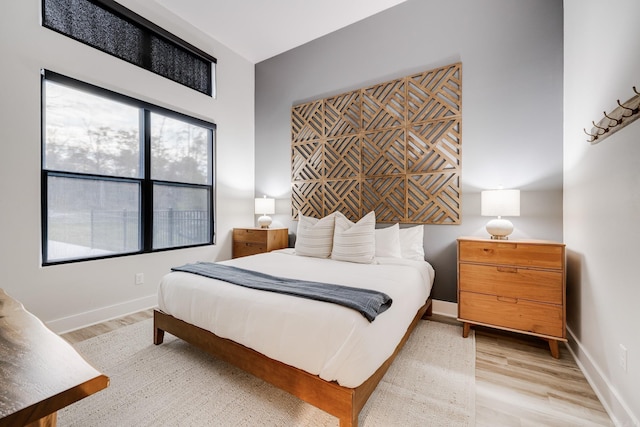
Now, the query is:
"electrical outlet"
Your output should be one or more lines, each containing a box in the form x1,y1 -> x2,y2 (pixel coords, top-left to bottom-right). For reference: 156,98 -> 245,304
619,344 -> 627,372
135,273 -> 144,285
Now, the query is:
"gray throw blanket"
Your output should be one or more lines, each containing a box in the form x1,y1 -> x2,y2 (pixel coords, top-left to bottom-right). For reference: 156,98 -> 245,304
171,262 -> 392,322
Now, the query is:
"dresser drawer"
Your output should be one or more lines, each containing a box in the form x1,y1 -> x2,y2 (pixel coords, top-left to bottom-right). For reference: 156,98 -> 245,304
233,228 -> 267,244
459,240 -> 564,270
459,263 -> 563,304
459,291 -> 564,338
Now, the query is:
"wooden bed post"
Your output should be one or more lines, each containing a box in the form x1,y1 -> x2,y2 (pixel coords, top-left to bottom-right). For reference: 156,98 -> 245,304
153,310 -> 165,345
423,300 -> 433,318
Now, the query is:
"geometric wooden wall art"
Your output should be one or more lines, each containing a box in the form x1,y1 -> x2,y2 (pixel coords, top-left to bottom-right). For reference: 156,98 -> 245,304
292,62 -> 462,224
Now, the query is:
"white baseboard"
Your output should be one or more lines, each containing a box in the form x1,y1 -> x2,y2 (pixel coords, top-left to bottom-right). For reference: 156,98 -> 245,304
566,326 -> 639,427
431,299 -> 458,318
46,294 -> 158,335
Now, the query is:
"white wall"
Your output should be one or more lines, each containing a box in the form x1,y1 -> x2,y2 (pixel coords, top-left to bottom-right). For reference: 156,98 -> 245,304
255,0 -> 564,303
564,1 -> 640,424
0,0 -> 255,332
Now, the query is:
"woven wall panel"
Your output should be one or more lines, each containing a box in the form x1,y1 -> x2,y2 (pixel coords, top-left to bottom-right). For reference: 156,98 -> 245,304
362,177 -> 406,223
325,136 -> 361,179
291,62 -> 462,224
362,79 -> 406,131
408,64 -> 462,122
324,180 -> 361,220
407,119 -> 461,173
291,141 -> 323,181
292,181 -> 323,218
292,101 -> 323,143
362,129 -> 406,176
407,173 -> 460,223
325,91 -> 360,137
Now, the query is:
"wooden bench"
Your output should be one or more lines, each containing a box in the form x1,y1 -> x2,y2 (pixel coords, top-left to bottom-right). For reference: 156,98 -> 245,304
0,289 -> 108,427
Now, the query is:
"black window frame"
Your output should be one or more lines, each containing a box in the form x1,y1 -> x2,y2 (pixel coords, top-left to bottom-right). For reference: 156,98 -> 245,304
41,70 -> 216,266
42,0 -> 217,97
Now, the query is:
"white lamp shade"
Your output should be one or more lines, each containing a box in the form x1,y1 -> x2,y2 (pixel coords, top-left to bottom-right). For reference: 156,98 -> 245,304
481,189 -> 520,217
254,197 -> 275,215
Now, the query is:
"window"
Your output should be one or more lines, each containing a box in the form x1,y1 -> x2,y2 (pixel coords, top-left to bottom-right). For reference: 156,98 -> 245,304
42,70 -> 215,265
42,0 -> 216,96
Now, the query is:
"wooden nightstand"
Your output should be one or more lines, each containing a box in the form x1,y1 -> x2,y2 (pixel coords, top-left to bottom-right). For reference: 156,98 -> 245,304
457,237 -> 566,358
232,228 -> 288,259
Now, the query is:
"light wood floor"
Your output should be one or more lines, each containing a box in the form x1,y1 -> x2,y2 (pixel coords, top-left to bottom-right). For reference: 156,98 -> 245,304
62,311 -> 612,426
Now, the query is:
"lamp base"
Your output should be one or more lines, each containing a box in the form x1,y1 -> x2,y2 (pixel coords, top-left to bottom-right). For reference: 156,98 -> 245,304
257,215 -> 272,228
485,218 -> 514,240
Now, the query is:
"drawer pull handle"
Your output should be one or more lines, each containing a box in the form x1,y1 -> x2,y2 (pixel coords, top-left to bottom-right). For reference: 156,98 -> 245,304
497,296 -> 518,303
497,266 -> 518,273
482,248 -> 494,254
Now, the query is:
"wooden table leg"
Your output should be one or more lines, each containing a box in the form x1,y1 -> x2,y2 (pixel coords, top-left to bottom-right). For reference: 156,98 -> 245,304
25,412 -> 57,427
548,339 -> 560,359
462,322 -> 471,338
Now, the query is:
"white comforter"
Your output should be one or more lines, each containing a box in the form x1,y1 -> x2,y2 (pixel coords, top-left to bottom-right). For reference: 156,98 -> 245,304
157,249 -> 434,388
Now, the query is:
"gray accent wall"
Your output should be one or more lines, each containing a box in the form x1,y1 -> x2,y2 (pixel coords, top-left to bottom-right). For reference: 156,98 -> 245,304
255,0 -> 563,302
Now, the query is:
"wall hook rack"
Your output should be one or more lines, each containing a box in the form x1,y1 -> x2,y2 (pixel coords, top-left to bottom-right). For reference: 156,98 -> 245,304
603,110 -> 622,127
616,99 -> 635,117
583,128 -> 598,143
587,86 -> 640,144
592,121 -> 608,134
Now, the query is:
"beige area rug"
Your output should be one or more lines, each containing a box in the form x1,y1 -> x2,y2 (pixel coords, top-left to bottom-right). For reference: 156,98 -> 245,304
59,319 -> 475,426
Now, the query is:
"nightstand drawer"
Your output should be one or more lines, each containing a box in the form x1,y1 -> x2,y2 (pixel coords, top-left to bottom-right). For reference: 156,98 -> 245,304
233,241 -> 267,258
459,240 -> 564,269
233,228 -> 268,244
232,228 -> 288,259
459,291 -> 564,338
459,263 -> 563,304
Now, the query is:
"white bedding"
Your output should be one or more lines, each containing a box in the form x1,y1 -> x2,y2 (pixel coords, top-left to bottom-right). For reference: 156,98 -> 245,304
157,249 -> 434,388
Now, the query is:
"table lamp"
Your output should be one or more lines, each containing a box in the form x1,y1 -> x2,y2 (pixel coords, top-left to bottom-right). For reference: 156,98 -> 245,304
481,189 -> 520,240
255,196 -> 275,228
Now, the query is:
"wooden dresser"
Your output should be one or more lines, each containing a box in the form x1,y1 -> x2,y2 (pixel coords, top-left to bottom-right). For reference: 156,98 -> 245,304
457,237 -> 566,358
0,289 -> 109,427
232,227 -> 288,259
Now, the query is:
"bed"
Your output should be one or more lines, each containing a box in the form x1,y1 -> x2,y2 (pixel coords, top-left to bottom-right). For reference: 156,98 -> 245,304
154,242 -> 434,426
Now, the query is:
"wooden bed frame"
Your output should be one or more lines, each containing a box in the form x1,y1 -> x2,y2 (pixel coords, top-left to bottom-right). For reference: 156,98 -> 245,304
154,297 -> 432,427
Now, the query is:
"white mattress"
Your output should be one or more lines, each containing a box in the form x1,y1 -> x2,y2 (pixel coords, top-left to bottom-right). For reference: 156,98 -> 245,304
157,249 -> 434,388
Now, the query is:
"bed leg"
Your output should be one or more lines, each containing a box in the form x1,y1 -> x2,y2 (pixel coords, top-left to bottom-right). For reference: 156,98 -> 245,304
154,327 -> 165,345
421,299 -> 433,319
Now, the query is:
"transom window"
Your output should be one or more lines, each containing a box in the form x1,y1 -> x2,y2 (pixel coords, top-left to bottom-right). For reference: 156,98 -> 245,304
42,0 -> 216,96
41,70 -> 215,265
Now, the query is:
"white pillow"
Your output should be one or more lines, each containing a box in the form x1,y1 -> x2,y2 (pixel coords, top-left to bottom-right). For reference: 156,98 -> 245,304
375,223 -> 402,258
399,225 -> 425,261
331,211 -> 376,264
294,212 -> 335,258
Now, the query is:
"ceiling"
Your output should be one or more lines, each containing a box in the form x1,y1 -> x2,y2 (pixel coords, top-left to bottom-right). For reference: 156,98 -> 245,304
154,0 -> 409,63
